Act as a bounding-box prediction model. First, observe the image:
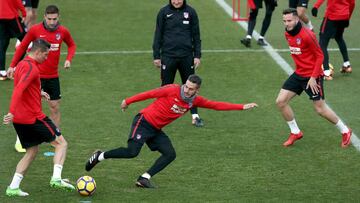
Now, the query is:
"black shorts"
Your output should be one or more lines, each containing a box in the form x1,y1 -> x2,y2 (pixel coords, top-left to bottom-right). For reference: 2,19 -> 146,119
282,73 -> 324,100
128,114 -> 172,151
13,117 -> 61,148
22,0 -> 40,8
253,0 -> 277,9
320,18 -> 349,39
289,0 -> 309,8
161,55 -> 194,85
41,78 -> 61,100
0,18 -> 26,39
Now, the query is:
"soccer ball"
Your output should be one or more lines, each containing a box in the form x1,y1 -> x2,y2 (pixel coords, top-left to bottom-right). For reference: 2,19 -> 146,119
76,176 -> 96,196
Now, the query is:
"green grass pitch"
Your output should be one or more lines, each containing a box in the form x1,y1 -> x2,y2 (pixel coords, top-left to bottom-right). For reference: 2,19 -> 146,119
1,0 -> 360,202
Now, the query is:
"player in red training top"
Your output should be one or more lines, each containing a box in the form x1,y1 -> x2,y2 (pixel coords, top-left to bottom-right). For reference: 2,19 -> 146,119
276,8 -> 352,148
311,0 -> 355,80
7,5 -> 76,153
3,39 -> 75,197
85,74 -> 258,188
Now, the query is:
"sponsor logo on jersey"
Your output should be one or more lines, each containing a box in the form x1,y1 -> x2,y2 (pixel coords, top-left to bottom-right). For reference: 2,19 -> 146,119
289,46 -> 302,55
183,12 -> 189,19
171,104 -> 187,114
136,134 -> 142,140
50,43 -> 60,51
166,13 -> 173,18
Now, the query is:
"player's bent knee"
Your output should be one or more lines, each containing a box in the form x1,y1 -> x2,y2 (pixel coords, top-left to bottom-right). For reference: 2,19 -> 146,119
313,105 -> 326,116
49,100 -> 60,110
53,136 -> 68,149
275,99 -> 286,108
25,146 -> 39,159
168,153 -> 176,162
50,105 -> 60,113
127,148 -> 141,158
165,150 -> 176,162
28,146 -> 39,154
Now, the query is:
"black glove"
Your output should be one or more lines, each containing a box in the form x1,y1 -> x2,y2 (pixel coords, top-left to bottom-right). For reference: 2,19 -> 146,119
311,7 -> 318,17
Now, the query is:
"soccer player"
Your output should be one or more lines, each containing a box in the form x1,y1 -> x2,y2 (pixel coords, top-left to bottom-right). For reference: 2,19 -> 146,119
289,0 -> 314,30
276,8 -> 352,147
3,38 -> 75,197
240,0 -> 277,47
0,0 -> 27,80
7,5 -> 76,152
153,0 -> 204,127
311,0 -> 355,80
85,74 -> 258,188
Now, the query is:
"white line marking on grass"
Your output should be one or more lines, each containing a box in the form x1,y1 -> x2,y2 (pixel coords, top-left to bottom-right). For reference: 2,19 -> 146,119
215,0 -> 360,151
5,48 -> 360,56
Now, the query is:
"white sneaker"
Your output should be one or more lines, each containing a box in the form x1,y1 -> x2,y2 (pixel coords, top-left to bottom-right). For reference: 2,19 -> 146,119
324,70 -> 331,76
0,70 -> 7,81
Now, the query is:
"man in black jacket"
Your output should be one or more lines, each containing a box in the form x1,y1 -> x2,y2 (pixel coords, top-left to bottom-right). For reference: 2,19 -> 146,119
153,0 -> 203,127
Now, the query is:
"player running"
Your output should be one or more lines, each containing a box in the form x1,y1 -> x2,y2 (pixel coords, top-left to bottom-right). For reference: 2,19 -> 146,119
276,8 -> 352,148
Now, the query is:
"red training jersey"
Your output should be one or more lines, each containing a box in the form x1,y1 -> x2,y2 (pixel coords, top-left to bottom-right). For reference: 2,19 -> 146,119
285,25 -> 323,78
314,0 -> 355,20
10,23 -> 76,79
0,0 -> 26,19
125,84 -> 245,129
9,56 -> 46,124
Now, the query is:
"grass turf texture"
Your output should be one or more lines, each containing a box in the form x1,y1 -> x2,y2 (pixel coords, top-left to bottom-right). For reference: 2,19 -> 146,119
1,0 -> 360,202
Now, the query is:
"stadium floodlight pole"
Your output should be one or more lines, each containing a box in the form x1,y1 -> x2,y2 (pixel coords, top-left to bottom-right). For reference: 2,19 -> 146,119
232,0 -> 250,21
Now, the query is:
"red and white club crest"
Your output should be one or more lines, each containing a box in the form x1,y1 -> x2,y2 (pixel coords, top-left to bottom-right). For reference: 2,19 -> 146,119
55,33 -> 61,41
183,12 -> 189,19
296,38 -> 301,45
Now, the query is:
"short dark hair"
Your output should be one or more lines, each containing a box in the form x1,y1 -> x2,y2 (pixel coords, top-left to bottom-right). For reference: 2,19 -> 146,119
282,8 -> 298,16
187,74 -> 202,88
30,38 -> 51,53
45,5 -> 59,15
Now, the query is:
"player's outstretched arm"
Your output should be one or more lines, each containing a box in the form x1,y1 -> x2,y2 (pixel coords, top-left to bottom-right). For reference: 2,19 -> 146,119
243,103 -> 258,110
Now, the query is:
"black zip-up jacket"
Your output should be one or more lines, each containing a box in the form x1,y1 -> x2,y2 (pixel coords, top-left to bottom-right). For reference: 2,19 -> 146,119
152,0 -> 201,59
